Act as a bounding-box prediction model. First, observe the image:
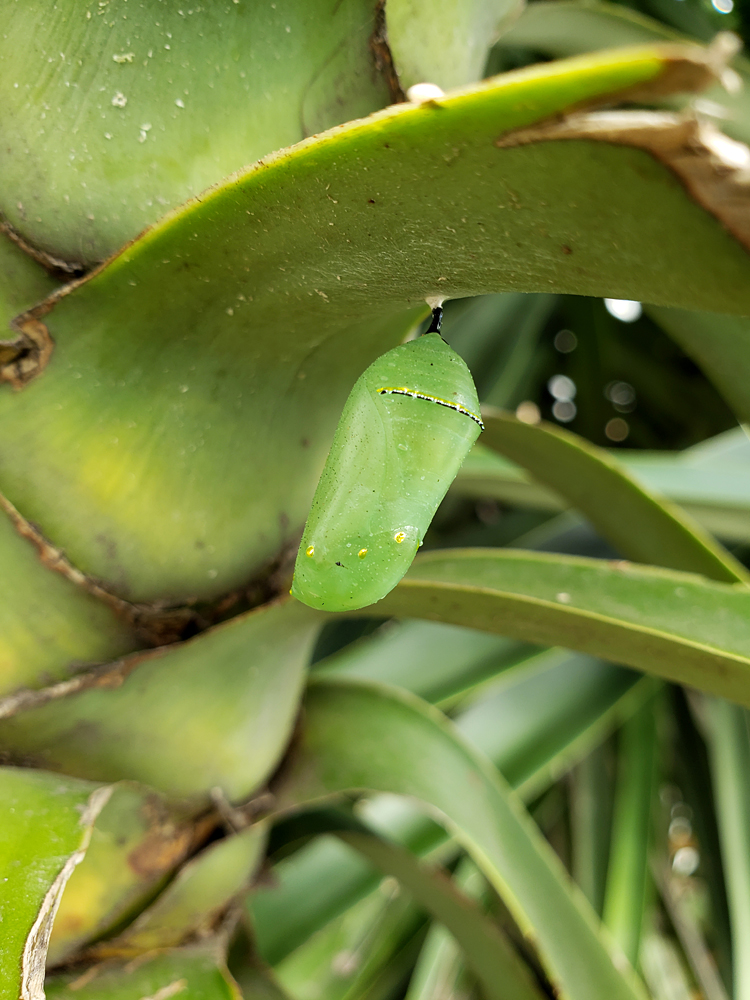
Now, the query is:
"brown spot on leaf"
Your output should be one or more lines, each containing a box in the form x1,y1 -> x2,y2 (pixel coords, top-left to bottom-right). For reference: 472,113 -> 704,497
0,317 -> 54,389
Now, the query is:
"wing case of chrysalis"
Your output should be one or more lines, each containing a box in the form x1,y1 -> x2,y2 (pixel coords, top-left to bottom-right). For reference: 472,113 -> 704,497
291,320 -> 482,612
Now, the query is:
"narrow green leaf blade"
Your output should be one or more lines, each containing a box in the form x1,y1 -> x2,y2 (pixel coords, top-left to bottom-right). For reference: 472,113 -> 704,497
337,828 -> 546,1000
454,436 -> 750,545
274,678 -> 649,1000
603,700 -> 659,966
251,653 -> 647,966
315,618 -> 540,705
373,548 -> 750,706
705,697 -> 750,999
480,407 -> 747,583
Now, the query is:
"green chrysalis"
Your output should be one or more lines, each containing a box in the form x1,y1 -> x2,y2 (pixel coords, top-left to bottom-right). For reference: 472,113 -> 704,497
291,310 -> 482,612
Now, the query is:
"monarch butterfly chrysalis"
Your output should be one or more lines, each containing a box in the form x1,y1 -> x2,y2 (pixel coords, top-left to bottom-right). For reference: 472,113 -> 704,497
291,306 -> 483,612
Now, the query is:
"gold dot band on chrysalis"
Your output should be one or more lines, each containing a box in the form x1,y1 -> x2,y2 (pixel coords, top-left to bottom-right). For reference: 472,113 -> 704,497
377,387 -> 484,429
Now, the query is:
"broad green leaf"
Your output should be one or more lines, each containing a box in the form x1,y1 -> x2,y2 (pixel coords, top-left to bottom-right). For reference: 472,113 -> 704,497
705,697 -> 750,1000
2,46 -> 748,602
0,233 -> 57,329
648,308 -> 750,426
49,782 -> 206,966
385,0 -> 522,92
602,699 -> 659,966
0,505 -> 137,698
44,944 -> 242,1000
0,0 -> 391,264
93,824 -> 267,957
455,434 -> 750,544
334,825 -> 546,1000
251,653 -> 647,966
0,767 -> 110,1000
0,600 -> 321,802
375,548 -> 750,706
479,408 -> 746,583
273,678 -> 649,1000
495,1 -> 750,146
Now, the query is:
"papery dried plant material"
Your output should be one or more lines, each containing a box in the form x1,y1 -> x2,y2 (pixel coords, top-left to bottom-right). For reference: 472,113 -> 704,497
497,110 -> 750,254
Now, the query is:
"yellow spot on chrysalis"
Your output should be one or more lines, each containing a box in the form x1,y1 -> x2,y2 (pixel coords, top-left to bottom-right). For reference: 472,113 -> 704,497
306,545 -> 315,557
394,532 -> 406,544
358,548 -> 368,559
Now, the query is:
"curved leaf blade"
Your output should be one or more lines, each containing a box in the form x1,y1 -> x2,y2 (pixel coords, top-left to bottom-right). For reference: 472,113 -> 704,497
455,433 -> 750,544
480,407 -> 747,583
274,678 -> 649,1000
314,617 -> 540,705
373,548 -> 750,706
251,653 -> 648,965
496,1 -> 750,146
303,815 -> 546,1000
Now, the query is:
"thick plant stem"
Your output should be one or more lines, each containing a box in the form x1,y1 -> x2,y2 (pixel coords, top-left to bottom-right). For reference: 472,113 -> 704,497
706,698 -> 750,1000
603,698 -> 659,967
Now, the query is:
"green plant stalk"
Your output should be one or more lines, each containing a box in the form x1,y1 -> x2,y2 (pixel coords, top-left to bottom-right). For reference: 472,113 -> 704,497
603,698 -> 659,967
